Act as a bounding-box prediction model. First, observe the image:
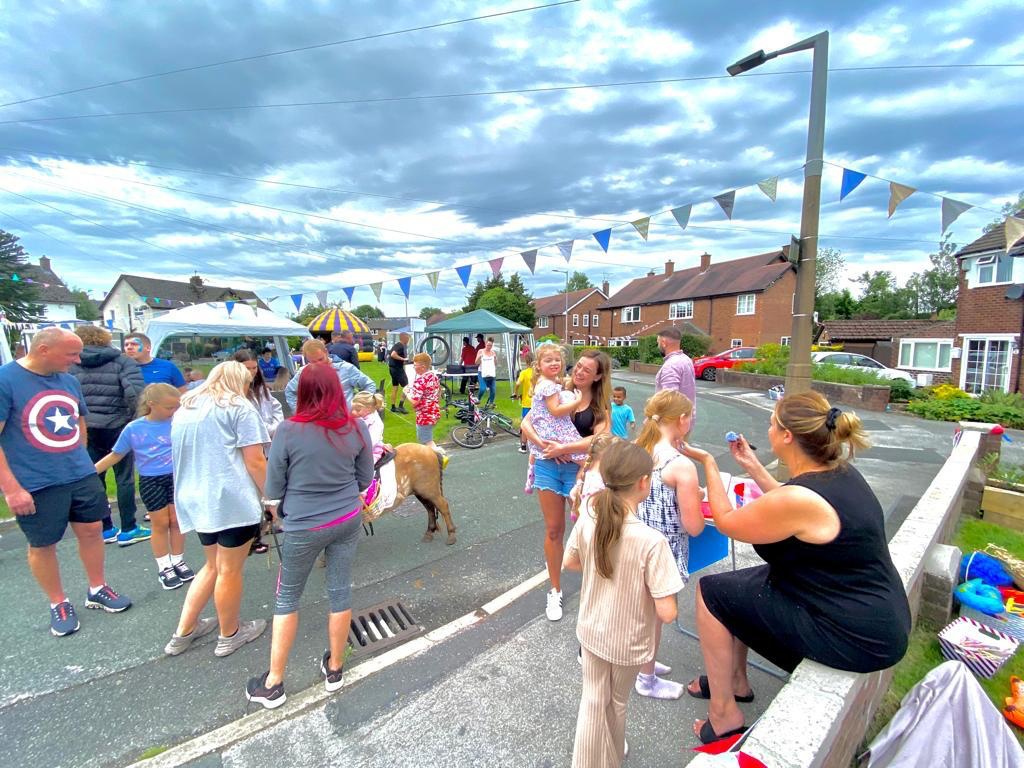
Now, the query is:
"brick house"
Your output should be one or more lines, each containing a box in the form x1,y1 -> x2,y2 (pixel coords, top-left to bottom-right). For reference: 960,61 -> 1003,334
531,282 -> 609,345
950,224 -> 1024,394
596,249 -> 796,353
818,319 -> 956,385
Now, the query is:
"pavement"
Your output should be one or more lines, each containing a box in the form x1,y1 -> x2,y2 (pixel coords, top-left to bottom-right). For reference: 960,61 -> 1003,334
2,373 -> 1020,768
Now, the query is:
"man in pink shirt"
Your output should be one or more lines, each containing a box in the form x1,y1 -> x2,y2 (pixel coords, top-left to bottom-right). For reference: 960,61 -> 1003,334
654,327 -> 696,420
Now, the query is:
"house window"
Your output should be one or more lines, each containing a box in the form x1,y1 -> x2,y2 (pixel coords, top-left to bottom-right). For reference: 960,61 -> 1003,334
571,339 -> 585,346
780,336 -> 791,346
621,306 -> 640,323
736,294 -> 756,315
572,314 -> 579,327
669,301 -> 693,320
592,314 -> 599,327
731,338 -> 743,348
538,316 -> 549,328
582,314 -> 589,327
898,339 -> 952,371
976,254 -> 1014,285
962,338 -> 1012,394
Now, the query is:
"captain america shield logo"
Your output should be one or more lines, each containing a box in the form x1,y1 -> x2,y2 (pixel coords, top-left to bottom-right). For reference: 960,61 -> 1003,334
22,391 -> 82,453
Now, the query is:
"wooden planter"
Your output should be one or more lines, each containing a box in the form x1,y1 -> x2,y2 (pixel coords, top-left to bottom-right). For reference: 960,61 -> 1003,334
982,483 -> 1024,531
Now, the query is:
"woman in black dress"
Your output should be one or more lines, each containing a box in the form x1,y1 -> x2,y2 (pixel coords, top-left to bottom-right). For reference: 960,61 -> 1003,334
681,391 -> 910,744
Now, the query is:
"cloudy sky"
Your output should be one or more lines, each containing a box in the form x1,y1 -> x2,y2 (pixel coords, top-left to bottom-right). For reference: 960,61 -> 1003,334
0,0 -> 1021,319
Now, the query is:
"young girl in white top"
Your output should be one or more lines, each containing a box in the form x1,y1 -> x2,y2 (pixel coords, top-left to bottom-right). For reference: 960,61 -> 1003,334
350,392 -> 391,506
569,432 -> 616,523
475,336 -> 499,407
564,440 -> 683,768
633,389 -> 705,700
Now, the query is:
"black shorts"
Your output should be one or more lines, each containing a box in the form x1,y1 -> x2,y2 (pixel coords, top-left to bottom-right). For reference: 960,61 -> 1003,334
18,475 -> 108,548
196,523 -> 261,549
138,474 -> 174,512
389,367 -> 408,387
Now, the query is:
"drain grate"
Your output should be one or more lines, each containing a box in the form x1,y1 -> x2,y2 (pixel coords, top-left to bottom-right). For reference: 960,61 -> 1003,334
348,600 -> 422,658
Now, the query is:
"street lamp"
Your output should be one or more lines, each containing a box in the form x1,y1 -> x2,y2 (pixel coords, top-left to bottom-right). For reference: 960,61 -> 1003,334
727,31 -> 828,394
552,268 -> 570,342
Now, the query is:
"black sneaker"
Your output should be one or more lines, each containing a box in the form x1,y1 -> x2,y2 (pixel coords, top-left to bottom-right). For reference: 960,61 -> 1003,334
158,566 -> 183,590
390,405 -> 399,413
397,404 -> 409,414
246,672 -> 286,709
320,649 -> 345,693
50,600 -> 80,637
173,561 -> 196,582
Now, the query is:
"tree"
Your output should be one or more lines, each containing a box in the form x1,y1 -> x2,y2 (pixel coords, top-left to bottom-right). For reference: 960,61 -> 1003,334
815,247 -> 844,297
816,289 -> 858,321
0,229 -> 43,322
911,234 -> 959,315
69,287 -> 100,320
852,271 -> 913,319
463,272 -> 507,313
566,271 -> 594,292
984,190 -> 1024,233
291,302 -> 325,325
352,303 -> 384,320
418,306 -> 442,320
476,286 -> 536,327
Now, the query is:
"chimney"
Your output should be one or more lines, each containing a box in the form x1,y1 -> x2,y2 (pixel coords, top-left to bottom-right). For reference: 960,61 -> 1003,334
699,252 -> 711,271
647,269 -> 656,277
39,255 -> 51,272
664,260 -> 674,276
601,280 -> 610,296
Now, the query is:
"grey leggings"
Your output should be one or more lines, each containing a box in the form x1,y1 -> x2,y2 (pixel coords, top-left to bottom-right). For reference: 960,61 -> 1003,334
274,514 -> 362,615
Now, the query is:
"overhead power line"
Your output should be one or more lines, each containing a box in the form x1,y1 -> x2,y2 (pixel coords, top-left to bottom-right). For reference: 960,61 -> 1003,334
0,0 -> 579,110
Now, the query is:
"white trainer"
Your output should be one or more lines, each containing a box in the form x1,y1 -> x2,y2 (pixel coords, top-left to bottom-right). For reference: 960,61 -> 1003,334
545,589 -> 563,621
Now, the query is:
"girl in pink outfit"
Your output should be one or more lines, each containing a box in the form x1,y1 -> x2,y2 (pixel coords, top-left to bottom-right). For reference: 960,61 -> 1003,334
350,392 -> 391,505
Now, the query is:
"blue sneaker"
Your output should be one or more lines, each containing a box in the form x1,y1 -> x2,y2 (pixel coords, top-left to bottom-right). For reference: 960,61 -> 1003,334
116,527 -> 152,547
102,527 -> 120,544
50,601 -> 80,636
85,585 -> 132,613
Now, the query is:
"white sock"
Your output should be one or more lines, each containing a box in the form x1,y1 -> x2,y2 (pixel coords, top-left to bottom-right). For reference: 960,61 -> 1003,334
50,600 -> 68,608
170,552 -> 184,566
88,585 -> 105,596
156,555 -> 172,571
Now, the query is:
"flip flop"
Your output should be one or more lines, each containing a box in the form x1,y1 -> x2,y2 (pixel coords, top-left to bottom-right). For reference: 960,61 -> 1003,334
687,675 -> 755,703
697,718 -> 748,745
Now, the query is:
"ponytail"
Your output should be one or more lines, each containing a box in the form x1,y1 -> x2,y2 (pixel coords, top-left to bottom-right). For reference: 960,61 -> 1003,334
589,441 -> 654,579
592,488 -> 628,579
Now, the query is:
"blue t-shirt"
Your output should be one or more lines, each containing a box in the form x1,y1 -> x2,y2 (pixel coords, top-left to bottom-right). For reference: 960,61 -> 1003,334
610,402 -> 635,439
0,362 -> 97,492
112,417 -> 173,476
140,358 -> 185,387
257,357 -> 280,381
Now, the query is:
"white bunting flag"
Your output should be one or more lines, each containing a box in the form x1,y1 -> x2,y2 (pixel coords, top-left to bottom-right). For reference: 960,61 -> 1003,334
1005,216 -> 1024,254
520,249 -> 537,273
556,240 -> 574,262
887,183 -> 916,218
316,290 -> 328,308
370,282 -> 382,302
757,177 -> 778,202
941,198 -> 973,234
671,204 -> 691,230
427,271 -> 440,290
631,217 -> 650,241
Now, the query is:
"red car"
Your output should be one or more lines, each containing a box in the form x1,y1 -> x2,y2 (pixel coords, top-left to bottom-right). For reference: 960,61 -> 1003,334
692,346 -> 759,381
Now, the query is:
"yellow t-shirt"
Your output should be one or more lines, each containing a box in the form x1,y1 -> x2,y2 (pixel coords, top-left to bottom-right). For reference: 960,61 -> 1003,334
516,367 -> 534,408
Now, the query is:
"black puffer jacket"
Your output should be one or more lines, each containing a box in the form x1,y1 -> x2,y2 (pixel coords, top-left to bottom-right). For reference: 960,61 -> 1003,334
70,346 -> 145,430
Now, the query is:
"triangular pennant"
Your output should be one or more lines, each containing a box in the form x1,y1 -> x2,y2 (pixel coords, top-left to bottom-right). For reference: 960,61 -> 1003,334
713,191 -> 736,219
290,293 -> 303,312
489,257 -> 504,276
757,177 -> 778,202
839,169 -> 866,201
342,287 -> 355,303
593,228 -> 612,253
140,295 -> 148,302
315,290 -> 328,307
154,297 -> 161,304
225,301 -> 236,316
266,295 -> 279,303
887,182 -> 916,218
1005,216 -> 1024,254
455,264 -> 473,287
427,271 -> 440,290
556,240 -> 574,262
941,197 -> 973,234
11,273 -> 19,281
520,249 -> 537,274
671,205 -> 692,230
397,276 -> 412,299
631,217 -> 650,241
370,283 -> 382,302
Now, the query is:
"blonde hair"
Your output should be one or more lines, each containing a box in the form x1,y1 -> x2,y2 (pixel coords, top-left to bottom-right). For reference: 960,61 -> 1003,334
413,352 -> 432,366
533,343 -> 567,382
636,389 -> 693,454
591,441 -> 653,579
180,361 -> 251,409
570,433 -> 618,520
75,325 -> 112,346
138,383 -> 180,416
775,391 -> 870,466
301,338 -> 327,358
351,391 -> 385,414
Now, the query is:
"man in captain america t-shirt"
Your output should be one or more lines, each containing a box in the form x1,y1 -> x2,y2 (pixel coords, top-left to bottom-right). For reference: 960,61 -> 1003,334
0,328 -> 131,637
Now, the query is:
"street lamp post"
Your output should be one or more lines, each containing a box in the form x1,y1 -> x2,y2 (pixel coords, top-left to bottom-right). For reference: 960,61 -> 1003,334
727,31 -> 828,394
552,268 -> 570,342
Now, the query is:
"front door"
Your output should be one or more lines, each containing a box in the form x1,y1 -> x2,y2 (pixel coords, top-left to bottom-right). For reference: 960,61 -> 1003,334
961,338 -> 1011,394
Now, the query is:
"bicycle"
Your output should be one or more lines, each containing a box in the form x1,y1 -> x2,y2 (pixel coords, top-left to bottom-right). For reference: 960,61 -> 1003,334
449,398 -> 520,449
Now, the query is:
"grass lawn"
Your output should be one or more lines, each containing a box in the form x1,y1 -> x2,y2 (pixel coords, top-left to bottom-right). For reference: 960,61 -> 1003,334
864,518 -> 1024,749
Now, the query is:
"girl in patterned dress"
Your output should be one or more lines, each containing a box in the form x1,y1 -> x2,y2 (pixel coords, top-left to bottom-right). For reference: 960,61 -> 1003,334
633,389 -> 705,699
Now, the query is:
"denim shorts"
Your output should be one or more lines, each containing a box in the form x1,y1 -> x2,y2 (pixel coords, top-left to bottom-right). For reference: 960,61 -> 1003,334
533,457 -> 579,497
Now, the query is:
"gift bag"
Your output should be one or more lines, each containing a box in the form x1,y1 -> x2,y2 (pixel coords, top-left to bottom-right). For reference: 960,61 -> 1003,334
938,616 -> 1019,678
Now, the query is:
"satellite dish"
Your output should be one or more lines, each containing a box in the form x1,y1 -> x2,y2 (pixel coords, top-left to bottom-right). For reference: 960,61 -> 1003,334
1005,284 -> 1024,300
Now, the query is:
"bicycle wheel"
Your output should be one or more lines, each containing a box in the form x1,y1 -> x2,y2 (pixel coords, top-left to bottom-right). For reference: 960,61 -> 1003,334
418,335 -> 451,366
491,414 -> 521,437
450,425 -> 485,449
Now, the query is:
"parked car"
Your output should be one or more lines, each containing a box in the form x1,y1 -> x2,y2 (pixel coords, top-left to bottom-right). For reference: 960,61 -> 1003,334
811,351 -> 915,384
692,346 -> 759,381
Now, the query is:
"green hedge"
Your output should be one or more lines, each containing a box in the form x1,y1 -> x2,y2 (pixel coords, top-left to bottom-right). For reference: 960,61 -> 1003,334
576,345 -> 641,367
906,398 -> 1024,429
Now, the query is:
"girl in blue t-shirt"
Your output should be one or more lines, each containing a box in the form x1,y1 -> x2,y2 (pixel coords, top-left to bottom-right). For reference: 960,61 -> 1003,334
95,384 -> 193,591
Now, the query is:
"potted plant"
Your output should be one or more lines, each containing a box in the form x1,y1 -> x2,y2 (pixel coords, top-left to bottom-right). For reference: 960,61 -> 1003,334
980,453 -> 1024,532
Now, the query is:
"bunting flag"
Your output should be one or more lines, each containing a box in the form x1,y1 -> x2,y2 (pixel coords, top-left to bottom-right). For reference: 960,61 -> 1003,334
370,282 -> 382,302
290,293 -> 303,312
397,276 -> 412,299
455,264 -> 472,287
757,177 -> 778,202
140,295 -> 148,302
1005,216 -> 1024,254
489,257 -> 504,276
671,204 -> 692,230
713,191 -> 736,219
225,301 -> 235,316
556,240 -> 574,262
631,217 -> 650,241
427,271 -> 440,290
520,249 -> 537,274
10,273 -> 19,281
342,286 -> 355,304
887,182 -> 916,218
839,169 -> 866,201
316,290 -> 328,307
942,197 -> 973,234
593,228 -> 612,253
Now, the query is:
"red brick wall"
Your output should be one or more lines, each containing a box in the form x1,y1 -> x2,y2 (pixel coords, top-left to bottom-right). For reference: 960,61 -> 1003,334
951,272 -> 1024,392
533,292 -> 607,344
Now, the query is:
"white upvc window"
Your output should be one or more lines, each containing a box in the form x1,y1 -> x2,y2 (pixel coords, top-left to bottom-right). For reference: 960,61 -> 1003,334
736,294 -> 756,315
572,314 -> 579,327
592,314 -> 599,327
976,253 -> 1013,286
669,300 -> 693,320
780,336 -> 791,346
582,314 -> 589,327
731,338 -> 743,347
538,316 -> 549,328
621,306 -> 641,323
571,339 -> 585,346
899,338 -> 953,371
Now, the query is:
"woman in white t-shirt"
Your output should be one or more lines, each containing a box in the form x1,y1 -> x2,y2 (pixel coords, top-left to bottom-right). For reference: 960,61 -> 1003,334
164,362 -> 271,659
475,336 -> 498,407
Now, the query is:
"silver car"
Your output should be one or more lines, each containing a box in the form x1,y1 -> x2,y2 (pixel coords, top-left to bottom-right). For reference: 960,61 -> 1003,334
811,351 -> 916,384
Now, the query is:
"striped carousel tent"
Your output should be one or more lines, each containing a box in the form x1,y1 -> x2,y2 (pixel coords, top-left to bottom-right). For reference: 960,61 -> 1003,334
307,308 -> 371,334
